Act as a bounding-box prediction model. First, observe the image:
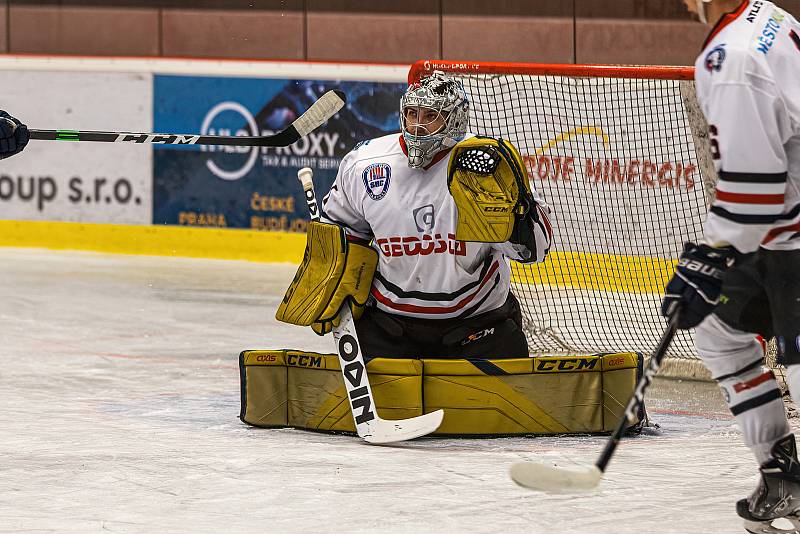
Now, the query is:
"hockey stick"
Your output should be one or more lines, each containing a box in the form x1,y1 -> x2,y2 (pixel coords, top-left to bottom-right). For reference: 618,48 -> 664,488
28,90 -> 345,147
510,312 -> 680,492
296,167 -> 444,444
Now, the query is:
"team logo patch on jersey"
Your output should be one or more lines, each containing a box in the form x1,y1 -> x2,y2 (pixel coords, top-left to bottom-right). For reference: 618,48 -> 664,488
362,163 -> 391,201
704,45 -> 726,72
413,204 -> 435,232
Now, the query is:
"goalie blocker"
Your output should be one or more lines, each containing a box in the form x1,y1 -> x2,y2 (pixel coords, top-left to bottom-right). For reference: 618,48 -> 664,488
276,220 -> 377,335
239,349 -> 645,435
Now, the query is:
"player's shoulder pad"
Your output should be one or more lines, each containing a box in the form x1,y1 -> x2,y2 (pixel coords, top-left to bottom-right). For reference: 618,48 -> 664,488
699,40 -> 769,85
699,42 -> 739,76
339,136 -> 403,183
341,133 -> 403,170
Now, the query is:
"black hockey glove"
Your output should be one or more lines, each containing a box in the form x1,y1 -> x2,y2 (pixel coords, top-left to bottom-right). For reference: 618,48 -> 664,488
0,110 -> 29,160
660,242 -> 735,329
508,202 -> 540,259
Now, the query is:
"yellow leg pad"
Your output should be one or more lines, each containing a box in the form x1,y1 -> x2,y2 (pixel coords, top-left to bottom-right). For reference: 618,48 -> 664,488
239,350 -> 643,436
239,350 -> 289,428
240,350 -> 423,433
600,352 -> 642,431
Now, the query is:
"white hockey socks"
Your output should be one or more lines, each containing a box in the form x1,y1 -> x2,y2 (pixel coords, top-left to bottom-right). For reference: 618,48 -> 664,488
696,315 -> 791,465
717,365 -> 790,465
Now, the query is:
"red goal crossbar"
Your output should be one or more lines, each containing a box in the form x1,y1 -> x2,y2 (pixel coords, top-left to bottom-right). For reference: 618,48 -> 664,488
408,59 -> 696,84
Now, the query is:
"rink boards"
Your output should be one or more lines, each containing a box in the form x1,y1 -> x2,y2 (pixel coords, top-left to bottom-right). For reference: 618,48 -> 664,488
0,56 -> 688,264
0,55 -> 686,299
0,56 -> 408,231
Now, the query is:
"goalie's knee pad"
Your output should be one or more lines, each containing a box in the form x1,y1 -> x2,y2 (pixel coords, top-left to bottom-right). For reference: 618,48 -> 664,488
276,221 -> 377,335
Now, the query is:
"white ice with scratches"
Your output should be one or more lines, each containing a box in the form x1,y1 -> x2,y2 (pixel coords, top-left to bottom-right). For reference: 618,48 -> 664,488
0,248 -> 793,534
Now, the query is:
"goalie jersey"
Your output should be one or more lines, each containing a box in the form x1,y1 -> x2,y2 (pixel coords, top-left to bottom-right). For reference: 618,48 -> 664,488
321,133 -> 552,320
695,0 -> 800,253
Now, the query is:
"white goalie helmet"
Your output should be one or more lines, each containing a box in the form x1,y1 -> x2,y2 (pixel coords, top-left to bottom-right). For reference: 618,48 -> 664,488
400,70 -> 469,168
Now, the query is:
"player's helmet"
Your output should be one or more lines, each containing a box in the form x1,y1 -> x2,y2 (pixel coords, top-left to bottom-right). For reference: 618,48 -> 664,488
400,71 -> 469,168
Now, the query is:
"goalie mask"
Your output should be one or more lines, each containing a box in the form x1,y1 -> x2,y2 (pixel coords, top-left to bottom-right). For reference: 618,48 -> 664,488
400,71 -> 469,168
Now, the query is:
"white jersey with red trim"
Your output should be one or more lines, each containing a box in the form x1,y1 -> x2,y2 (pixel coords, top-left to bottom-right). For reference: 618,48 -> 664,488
695,0 -> 800,253
321,133 -> 552,320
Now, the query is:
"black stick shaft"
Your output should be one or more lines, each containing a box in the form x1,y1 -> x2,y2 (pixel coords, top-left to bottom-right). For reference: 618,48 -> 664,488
596,314 -> 679,473
28,128 -> 300,147
28,89 -> 345,148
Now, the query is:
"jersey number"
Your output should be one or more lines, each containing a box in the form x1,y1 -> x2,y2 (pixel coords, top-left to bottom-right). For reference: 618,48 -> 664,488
708,124 -> 721,160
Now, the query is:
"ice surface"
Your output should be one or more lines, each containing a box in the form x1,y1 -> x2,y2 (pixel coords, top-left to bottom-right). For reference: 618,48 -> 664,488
0,248 -> 793,533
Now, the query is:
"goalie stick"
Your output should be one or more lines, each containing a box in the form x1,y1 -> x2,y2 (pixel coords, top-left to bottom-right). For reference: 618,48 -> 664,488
28,90 -> 345,147
296,167 -> 444,444
510,312 -> 680,492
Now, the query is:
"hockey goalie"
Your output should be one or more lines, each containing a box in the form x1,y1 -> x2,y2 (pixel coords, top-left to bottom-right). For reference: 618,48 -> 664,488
283,70 -> 553,358
240,71 -> 643,437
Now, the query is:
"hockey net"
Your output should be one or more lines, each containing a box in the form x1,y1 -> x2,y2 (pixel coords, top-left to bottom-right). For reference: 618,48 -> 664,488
409,59 -> 776,381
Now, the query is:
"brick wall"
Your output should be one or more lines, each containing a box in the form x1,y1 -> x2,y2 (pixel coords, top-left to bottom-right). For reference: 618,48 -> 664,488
2,0 -> 798,65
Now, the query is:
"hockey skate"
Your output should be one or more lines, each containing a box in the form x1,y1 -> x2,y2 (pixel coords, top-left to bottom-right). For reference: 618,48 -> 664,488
738,435 -> 800,534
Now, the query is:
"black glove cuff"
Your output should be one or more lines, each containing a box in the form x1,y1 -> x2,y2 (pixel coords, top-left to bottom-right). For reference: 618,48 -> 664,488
509,212 -> 535,250
692,243 -> 737,267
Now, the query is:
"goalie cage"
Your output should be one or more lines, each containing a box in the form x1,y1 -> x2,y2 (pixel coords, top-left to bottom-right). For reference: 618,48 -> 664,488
409,59 -> 782,384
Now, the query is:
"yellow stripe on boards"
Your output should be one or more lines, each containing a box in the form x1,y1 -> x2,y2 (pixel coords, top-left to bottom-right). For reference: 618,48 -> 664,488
0,220 -> 307,263
1,220 -> 677,293
512,251 -> 676,294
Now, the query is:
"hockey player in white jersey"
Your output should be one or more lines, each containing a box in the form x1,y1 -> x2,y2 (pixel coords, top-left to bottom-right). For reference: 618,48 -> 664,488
663,1 -> 800,532
318,71 -> 552,359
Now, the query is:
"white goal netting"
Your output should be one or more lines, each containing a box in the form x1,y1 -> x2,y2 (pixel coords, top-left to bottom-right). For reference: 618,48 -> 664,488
410,60 -> 730,376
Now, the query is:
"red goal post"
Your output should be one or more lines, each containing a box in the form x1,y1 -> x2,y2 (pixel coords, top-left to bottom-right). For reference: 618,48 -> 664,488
409,59 -> 696,83
407,59 -> 739,380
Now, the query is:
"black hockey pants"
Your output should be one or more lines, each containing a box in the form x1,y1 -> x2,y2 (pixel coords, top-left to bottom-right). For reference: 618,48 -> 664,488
714,248 -> 800,365
354,292 -> 529,359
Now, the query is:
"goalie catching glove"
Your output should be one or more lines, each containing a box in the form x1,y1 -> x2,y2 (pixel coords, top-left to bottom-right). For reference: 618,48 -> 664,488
276,221 -> 378,335
447,137 -> 546,256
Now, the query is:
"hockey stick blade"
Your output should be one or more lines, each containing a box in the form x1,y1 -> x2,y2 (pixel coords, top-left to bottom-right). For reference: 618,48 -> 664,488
29,89 -> 346,147
510,313 -> 679,493
361,410 -> 445,444
333,306 -> 444,444
290,89 -> 346,137
509,463 -> 602,493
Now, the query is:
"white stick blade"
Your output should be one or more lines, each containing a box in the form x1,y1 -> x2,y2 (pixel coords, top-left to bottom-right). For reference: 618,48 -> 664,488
292,90 -> 346,137
509,462 -> 602,493
362,409 -> 444,444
